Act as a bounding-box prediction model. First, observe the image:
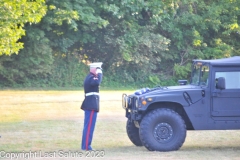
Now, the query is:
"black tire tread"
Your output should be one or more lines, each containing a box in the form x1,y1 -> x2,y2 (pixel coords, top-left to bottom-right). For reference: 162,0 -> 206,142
139,108 -> 186,151
126,119 -> 143,146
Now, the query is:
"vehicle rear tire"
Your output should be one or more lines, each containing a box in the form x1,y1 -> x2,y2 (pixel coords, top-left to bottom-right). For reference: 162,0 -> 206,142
126,119 -> 143,146
139,108 -> 186,151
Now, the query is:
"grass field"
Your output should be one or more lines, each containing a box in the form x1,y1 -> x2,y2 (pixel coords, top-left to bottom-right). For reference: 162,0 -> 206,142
0,90 -> 240,160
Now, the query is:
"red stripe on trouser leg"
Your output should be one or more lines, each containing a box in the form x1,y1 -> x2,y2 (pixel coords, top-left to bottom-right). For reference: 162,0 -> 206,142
86,110 -> 94,150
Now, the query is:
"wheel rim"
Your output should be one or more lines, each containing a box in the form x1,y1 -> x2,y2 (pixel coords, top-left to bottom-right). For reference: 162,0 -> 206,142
153,122 -> 173,143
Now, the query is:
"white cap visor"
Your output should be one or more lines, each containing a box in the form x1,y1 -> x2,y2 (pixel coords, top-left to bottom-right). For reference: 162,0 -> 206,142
89,62 -> 103,68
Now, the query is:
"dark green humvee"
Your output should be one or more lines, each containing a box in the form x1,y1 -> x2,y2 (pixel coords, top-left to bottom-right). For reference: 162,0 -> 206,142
122,56 -> 240,151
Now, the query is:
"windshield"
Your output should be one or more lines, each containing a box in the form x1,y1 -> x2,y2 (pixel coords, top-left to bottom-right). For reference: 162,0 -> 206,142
191,62 -> 209,86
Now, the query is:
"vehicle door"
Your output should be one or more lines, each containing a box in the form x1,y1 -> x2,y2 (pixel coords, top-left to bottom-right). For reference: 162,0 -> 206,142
211,67 -> 240,117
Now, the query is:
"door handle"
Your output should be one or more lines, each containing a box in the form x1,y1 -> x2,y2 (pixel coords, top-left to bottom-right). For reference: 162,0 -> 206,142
212,92 -> 218,97
212,91 -> 221,97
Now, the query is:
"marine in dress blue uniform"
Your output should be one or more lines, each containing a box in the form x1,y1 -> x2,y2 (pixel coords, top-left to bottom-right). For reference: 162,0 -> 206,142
81,62 -> 103,151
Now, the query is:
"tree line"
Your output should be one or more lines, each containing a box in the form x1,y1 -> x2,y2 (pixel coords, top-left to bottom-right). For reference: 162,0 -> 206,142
0,0 -> 240,88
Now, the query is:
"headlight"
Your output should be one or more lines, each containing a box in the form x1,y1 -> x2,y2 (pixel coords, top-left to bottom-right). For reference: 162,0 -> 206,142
147,97 -> 153,102
125,97 -> 128,108
122,94 -> 128,109
135,98 -> 139,108
137,97 -> 152,108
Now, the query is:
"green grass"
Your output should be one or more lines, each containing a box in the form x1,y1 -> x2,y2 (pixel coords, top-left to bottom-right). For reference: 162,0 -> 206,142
0,90 -> 240,160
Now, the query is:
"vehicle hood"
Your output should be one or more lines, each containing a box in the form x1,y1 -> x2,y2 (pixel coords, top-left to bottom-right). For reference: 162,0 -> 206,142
131,84 -> 204,106
138,85 -> 202,96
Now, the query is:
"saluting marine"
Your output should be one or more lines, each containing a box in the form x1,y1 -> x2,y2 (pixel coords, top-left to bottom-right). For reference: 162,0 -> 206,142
81,62 -> 103,151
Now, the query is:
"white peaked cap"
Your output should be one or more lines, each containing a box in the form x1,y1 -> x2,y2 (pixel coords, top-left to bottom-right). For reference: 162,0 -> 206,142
89,62 -> 103,68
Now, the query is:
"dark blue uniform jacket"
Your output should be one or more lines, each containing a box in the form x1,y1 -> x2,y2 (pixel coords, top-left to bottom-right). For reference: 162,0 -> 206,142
81,72 -> 102,112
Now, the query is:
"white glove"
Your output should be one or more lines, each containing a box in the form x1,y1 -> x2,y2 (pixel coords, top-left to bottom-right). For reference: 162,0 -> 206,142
96,68 -> 102,74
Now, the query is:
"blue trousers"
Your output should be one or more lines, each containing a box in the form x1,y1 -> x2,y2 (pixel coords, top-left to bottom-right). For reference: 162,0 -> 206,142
81,110 -> 98,150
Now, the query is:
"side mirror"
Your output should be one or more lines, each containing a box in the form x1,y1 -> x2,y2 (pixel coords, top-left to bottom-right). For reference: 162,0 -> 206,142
216,77 -> 225,90
178,80 -> 188,85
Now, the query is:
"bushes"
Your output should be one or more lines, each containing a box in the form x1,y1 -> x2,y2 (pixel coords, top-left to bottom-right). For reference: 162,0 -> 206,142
0,61 -> 178,90
0,51 -> 179,89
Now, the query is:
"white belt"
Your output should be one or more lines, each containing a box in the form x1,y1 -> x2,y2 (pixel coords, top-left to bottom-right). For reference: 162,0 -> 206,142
85,92 -> 100,96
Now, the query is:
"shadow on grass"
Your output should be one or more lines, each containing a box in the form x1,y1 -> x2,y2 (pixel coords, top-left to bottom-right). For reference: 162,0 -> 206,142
181,145 -> 240,151
103,143 -> 240,153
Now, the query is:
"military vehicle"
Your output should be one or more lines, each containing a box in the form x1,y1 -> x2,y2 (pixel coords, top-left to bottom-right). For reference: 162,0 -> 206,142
122,56 -> 240,151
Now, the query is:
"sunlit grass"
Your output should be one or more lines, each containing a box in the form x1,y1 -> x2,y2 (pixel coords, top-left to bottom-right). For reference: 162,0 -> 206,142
0,90 -> 240,160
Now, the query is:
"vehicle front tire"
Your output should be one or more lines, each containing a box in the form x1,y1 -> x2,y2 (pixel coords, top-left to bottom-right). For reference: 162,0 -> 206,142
139,108 -> 186,151
126,119 -> 143,146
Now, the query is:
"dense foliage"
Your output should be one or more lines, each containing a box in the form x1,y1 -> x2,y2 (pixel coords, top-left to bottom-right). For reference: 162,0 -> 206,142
0,0 -> 240,89
0,0 -> 47,55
